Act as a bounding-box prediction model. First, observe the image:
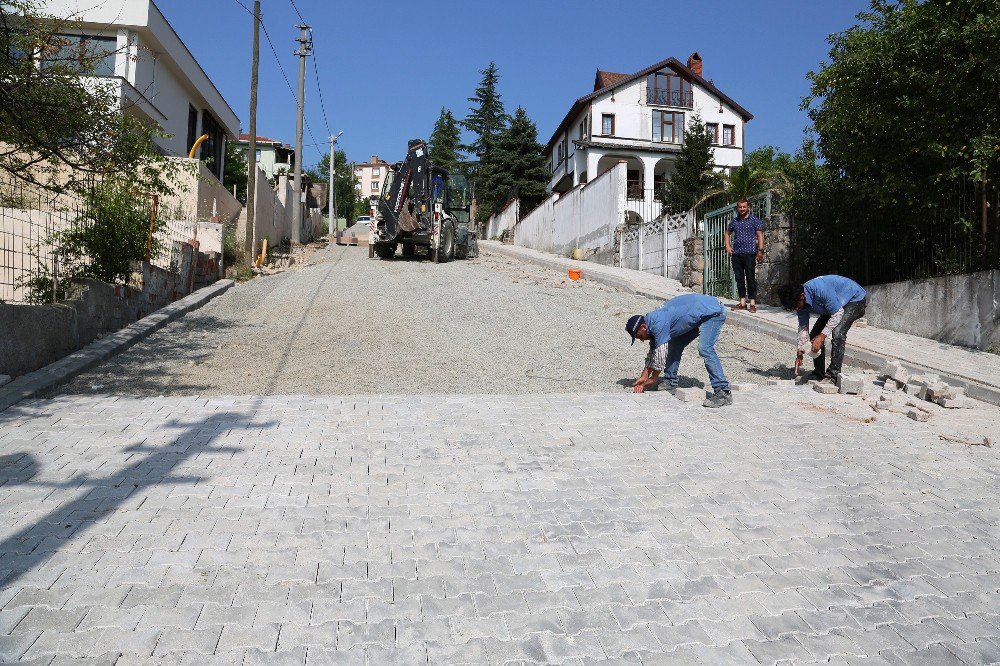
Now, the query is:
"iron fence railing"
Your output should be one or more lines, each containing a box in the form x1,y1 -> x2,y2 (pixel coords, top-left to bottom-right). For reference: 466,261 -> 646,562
646,89 -> 694,108
788,175 -> 1000,286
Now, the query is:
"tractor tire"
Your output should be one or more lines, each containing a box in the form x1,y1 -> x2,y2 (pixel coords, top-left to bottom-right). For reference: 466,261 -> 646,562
374,243 -> 397,260
439,223 -> 455,263
401,243 -> 415,258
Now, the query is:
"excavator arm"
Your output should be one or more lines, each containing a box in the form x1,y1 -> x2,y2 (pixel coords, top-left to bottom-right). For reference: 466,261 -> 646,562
376,139 -> 431,239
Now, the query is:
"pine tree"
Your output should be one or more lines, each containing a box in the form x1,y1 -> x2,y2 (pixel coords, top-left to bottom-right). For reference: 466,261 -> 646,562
660,113 -> 723,213
428,107 -> 462,173
476,107 -> 549,222
462,62 -> 508,157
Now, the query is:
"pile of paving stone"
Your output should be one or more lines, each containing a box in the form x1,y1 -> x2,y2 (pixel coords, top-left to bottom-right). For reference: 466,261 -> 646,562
874,359 -> 975,421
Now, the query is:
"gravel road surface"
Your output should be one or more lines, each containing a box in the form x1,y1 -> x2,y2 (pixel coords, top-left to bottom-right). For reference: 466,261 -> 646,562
55,245 -> 846,396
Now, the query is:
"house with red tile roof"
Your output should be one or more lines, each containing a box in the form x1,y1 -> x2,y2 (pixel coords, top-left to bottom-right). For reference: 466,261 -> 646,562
545,53 -> 752,202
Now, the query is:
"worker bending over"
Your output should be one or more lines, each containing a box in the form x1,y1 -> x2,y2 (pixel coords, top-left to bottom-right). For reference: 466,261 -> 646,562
777,275 -> 867,384
626,294 -> 732,408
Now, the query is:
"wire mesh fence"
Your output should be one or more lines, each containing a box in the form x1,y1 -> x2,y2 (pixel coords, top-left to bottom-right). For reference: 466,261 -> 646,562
0,178 -> 91,303
0,176 -> 172,304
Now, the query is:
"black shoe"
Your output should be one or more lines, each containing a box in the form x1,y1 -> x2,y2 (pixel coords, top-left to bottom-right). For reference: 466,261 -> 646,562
703,389 -> 733,408
660,383 -> 678,395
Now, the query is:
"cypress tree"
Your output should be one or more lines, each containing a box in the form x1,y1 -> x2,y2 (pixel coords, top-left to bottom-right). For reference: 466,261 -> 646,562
428,107 -> 462,173
462,62 -> 508,158
477,107 -> 549,221
660,113 -> 723,213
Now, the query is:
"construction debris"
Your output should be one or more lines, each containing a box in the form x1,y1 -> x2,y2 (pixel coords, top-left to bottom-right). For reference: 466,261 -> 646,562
814,382 -> 839,394
906,408 -> 930,422
940,434 -> 993,448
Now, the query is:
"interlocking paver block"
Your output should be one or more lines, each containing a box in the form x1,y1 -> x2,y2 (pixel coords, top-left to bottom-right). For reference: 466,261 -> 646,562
674,387 -> 703,402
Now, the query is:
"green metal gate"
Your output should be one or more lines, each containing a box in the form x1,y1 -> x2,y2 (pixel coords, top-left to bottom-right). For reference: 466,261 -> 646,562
702,191 -> 772,299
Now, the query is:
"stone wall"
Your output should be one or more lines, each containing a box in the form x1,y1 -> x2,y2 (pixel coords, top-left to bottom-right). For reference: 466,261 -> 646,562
681,235 -> 704,292
756,212 -> 792,305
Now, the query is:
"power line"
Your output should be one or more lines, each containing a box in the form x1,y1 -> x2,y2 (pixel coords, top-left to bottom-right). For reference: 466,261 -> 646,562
288,0 -> 306,23
231,0 -> 323,159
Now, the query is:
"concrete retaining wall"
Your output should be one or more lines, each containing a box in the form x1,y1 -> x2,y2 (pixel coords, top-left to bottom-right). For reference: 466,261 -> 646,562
865,269 -> 1000,351
0,241 -> 210,378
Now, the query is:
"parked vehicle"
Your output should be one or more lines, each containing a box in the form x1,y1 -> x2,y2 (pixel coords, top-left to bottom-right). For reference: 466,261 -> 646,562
371,139 -> 477,262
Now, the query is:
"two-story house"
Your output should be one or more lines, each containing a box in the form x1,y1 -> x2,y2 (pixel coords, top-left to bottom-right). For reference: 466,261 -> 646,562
354,156 -> 390,200
544,53 -> 752,201
232,134 -> 295,181
39,0 -> 240,181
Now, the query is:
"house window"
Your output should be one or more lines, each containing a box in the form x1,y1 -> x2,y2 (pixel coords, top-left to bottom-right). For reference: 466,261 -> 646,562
186,105 -> 198,155
723,124 -> 735,146
372,167 -> 380,177
370,181 -> 378,192
601,114 -> 614,136
579,117 -> 588,141
706,123 -> 719,145
646,71 -> 693,107
42,33 -> 117,77
200,111 -> 225,179
652,111 -> 684,143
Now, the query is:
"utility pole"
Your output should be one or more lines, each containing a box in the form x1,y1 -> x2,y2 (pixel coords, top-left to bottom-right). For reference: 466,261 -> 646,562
291,23 -> 311,245
328,131 -> 342,235
244,0 -> 261,266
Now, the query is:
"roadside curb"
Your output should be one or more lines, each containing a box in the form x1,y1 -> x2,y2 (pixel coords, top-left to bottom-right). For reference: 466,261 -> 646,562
0,279 -> 235,413
482,242 -> 1000,407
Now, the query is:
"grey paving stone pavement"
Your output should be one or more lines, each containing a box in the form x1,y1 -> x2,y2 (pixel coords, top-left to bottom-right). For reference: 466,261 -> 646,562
1,386 -> 998,664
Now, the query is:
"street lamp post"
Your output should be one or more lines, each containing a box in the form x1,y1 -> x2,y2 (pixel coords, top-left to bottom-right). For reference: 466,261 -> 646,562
328,131 -> 343,234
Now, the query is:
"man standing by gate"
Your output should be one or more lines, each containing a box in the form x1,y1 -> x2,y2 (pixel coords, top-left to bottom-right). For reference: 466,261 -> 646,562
724,199 -> 765,313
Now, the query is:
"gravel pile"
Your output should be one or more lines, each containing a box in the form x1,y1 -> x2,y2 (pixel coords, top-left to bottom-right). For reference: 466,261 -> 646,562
55,246 -> 850,397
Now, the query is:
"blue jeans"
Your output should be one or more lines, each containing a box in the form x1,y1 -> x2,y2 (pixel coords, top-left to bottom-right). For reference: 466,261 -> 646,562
661,310 -> 730,392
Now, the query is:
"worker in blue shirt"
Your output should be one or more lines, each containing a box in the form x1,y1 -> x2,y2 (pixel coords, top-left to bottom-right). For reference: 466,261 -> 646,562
777,276 -> 867,383
625,294 -> 732,407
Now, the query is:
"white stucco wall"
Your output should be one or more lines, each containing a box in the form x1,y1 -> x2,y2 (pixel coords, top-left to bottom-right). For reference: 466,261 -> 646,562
517,162 -> 626,261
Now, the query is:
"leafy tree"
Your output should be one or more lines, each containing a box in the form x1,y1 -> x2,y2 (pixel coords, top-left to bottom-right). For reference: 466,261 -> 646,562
804,0 -> 1000,205
462,62 -> 509,158
429,107 -> 462,173
223,141 -> 248,202
311,149 -> 363,222
659,113 -> 722,213
19,181 -> 164,302
0,0 -> 175,195
475,107 -> 548,222
724,147 -> 793,200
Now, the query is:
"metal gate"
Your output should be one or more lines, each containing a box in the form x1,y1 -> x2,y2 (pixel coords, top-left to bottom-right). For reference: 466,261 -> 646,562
702,191 -> 772,299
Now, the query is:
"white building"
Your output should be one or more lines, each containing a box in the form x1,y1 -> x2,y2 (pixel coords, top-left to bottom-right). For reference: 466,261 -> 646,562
38,0 -> 241,181
232,134 -> 295,182
544,53 -> 752,200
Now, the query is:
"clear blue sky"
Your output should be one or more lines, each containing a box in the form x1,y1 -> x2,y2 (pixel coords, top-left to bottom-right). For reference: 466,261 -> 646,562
163,0 -> 870,169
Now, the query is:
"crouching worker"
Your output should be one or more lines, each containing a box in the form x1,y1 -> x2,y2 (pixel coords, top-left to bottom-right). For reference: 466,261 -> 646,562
626,294 -> 732,408
777,276 -> 867,384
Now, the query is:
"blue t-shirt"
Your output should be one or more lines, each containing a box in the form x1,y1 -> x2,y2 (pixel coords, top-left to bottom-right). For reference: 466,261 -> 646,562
727,214 -> 764,254
645,294 -> 725,345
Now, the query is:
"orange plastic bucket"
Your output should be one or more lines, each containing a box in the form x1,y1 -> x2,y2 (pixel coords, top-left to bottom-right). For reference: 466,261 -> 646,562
568,268 -> 582,281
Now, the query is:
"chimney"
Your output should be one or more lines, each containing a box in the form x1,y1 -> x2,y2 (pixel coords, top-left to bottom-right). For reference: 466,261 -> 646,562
687,52 -> 703,78
371,155 -> 378,163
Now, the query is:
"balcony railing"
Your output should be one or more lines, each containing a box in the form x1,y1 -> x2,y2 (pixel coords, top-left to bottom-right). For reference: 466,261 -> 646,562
646,88 -> 694,108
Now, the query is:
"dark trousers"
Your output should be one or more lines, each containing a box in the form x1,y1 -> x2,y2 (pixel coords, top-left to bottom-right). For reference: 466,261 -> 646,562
809,298 -> 867,379
731,253 -> 758,300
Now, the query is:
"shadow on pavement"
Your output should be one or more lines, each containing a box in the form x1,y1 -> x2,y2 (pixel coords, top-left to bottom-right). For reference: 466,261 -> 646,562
0,410 -> 276,591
